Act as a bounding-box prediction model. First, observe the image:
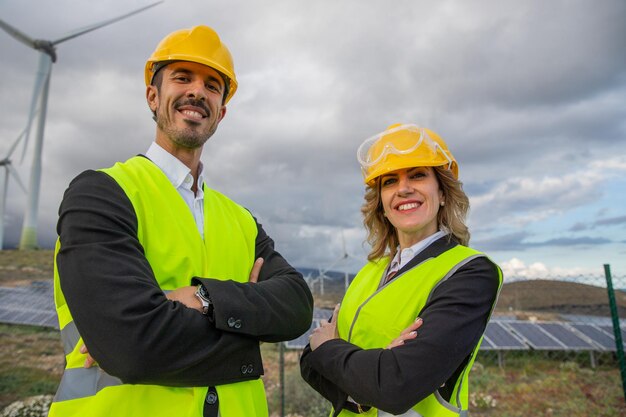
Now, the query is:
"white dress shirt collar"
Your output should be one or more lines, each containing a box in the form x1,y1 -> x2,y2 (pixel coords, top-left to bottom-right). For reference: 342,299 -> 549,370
387,230 -> 448,277
145,142 -> 205,196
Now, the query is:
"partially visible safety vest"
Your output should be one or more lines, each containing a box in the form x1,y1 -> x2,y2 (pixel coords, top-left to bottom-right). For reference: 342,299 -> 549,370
335,245 -> 502,417
49,156 -> 267,417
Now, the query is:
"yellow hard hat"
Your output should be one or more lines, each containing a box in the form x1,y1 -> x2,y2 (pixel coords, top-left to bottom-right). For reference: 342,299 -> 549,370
357,123 -> 459,186
145,25 -> 238,104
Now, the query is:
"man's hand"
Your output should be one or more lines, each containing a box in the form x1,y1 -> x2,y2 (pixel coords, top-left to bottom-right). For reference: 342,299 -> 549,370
166,257 -> 264,310
80,344 -> 97,368
81,258 -> 266,368
166,286 -> 202,311
385,318 -> 423,349
309,303 -> 340,351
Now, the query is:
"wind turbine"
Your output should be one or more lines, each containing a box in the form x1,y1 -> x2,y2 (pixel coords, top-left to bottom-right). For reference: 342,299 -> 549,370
312,230 -> 358,295
0,1 -> 162,250
0,131 -> 28,249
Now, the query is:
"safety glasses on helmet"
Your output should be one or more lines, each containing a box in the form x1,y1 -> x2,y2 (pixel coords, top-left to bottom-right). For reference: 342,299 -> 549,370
357,124 -> 458,185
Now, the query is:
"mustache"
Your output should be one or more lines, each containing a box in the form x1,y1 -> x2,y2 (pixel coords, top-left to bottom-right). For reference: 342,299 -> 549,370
174,98 -> 211,116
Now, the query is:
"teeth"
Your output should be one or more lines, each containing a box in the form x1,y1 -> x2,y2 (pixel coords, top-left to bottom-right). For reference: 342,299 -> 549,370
181,110 -> 203,118
398,202 -> 419,211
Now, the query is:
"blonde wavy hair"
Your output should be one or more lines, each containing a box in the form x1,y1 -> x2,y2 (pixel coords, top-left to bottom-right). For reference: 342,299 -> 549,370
361,166 -> 470,261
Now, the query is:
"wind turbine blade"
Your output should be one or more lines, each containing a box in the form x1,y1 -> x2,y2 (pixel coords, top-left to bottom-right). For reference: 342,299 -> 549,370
52,1 -> 163,45
6,129 -> 27,159
7,164 -> 27,193
0,19 -> 37,48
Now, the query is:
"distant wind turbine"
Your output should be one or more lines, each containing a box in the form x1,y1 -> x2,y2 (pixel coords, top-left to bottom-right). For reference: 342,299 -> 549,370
0,131 -> 27,249
311,230 -> 357,295
0,1 -> 162,250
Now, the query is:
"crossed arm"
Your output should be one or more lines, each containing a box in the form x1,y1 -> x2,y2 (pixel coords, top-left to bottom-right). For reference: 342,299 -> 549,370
82,258 -> 266,368
58,170 -> 313,386
308,304 -> 424,351
300,257 -> 500,415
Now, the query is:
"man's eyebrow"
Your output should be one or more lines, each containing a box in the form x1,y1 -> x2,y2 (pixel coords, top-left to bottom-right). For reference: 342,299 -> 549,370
171,68 -> 223,88
170,67 -> 193,76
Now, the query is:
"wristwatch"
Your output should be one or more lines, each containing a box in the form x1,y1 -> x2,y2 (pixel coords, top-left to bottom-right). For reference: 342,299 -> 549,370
194,284 -> 212,315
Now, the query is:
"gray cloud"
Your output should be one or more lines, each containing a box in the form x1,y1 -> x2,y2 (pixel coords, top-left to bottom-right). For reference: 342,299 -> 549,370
570,215 -> 626,232
1,0 -> 625,273
473,233 -> 614,253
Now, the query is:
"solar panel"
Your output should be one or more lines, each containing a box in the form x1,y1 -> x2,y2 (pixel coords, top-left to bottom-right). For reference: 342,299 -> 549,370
285,319 -> 320,349
506,321 -> 566,350
537,323 -> 596,350
0,308 -> 13,321
570,324 -> 615,351
313,308 -> 333,320
479,336 -> 495,349
0,281 -> 58,329
598,325 -> 626,349
482,322 -> 527,350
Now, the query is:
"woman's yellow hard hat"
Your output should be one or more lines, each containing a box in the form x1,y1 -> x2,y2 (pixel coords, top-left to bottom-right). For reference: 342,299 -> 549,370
357,124 -> 459,186
145,25 -> 238,104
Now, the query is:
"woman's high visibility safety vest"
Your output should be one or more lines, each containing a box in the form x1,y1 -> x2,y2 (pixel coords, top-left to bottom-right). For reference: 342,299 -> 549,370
335,245 -> 502,417
49,156 -> 267,417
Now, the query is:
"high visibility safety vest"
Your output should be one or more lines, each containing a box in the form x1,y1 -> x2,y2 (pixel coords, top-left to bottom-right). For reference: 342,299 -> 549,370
49,156 -> 267,417
335,245 -> 502,417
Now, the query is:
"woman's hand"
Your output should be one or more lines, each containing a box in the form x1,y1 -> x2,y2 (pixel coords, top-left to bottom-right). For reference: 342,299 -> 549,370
309,304 -> 340,351
385,317 -> 423,349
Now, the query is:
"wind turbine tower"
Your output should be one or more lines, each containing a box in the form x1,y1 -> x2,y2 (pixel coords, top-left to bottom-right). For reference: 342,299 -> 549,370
0,132 -> 27,249
0,1 -> 161,249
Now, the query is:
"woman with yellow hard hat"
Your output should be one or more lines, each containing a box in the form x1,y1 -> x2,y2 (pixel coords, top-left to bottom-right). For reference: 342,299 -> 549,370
300,124 -> 502,417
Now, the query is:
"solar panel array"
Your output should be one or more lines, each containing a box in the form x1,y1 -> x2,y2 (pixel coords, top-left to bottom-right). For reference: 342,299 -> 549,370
287,308 -> 626,352
1,283 -> 625,354
0,281 -> 58,329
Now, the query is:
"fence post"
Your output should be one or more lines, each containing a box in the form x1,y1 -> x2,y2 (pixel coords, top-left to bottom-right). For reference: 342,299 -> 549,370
279,342 -> 285,417
604,263 -> 626,401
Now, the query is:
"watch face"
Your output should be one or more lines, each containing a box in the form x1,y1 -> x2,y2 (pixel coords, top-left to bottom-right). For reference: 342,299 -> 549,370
198,285 -> 210,300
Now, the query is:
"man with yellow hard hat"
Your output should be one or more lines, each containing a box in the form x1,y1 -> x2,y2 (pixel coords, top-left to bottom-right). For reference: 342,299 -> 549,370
49,25 -> 313,417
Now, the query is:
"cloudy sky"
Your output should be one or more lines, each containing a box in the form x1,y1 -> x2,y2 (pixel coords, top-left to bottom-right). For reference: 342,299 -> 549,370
1,0 -> 625,280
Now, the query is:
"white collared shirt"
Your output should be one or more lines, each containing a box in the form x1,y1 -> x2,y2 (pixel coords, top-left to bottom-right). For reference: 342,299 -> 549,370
145,142 -> 205,237
385,230 -> 448,282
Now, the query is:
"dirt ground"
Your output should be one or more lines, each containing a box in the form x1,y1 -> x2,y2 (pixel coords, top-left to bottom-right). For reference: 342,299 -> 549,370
0,249 -> 54,286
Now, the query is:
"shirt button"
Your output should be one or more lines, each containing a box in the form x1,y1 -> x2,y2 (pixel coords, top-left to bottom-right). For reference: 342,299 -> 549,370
228,317 -> 237,328
206,392 -> 217,404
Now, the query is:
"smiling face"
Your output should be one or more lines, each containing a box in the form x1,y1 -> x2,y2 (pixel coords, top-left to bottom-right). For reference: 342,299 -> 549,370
147,61 -> 227,150
380,166 -> 444,249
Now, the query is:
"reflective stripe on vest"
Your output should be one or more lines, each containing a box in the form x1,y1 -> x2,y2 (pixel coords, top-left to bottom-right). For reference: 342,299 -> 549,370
50,156 -> 265,417
335,245 -> 502,417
